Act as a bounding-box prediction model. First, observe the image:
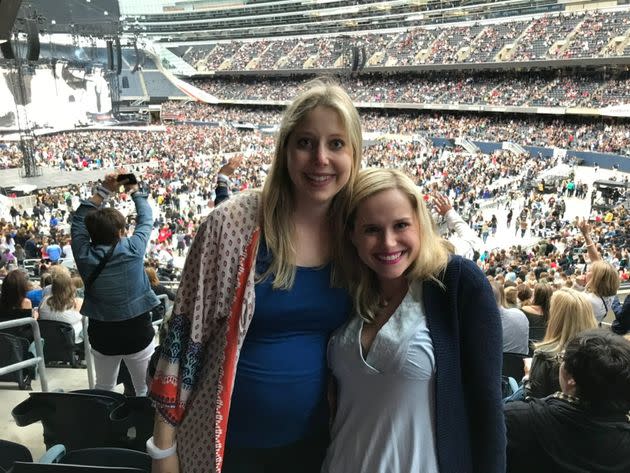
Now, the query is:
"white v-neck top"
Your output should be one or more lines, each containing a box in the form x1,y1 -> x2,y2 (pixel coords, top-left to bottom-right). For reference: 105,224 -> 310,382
322,281 -> 439,473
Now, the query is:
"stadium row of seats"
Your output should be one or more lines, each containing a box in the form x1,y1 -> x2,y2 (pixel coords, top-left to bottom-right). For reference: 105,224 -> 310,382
170,9 -> 630,71
125,0 -> 568,40
191,72 -> 630,109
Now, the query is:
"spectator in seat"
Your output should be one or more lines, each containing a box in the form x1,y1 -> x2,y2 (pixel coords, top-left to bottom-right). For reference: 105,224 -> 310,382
432,192 -> 483,259
26,272 -> 53,308
38,268 -> 84,344
520,282 -> 552,341
44,239 -> 62,264
0,269 -> 35,341
145,266 -> 175,322
525,288 -> 597,399
611,295 -> 630,335
577,218 -> 620,323
491,281 -> 529,355
0,269 -> 33,315
516,283 -> 532,307
504,285 -> 520,309
505,329 -> 630,473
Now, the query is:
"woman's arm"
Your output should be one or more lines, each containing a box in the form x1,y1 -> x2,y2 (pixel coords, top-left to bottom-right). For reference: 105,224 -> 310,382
151,415 -> 179,473
214,156 -> 243,206
577,218 -> 601,263
458,259 -> 506,473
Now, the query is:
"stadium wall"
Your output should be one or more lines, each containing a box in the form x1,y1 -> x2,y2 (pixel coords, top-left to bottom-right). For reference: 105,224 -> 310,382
432,138 -> 630,172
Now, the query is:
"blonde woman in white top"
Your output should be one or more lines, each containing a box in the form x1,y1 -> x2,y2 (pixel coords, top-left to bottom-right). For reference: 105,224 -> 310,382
577,218 -> 620,323
38,269 -> 83,344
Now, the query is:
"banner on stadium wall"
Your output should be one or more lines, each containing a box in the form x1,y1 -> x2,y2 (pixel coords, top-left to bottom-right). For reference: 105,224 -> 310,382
600,105 -> 630,118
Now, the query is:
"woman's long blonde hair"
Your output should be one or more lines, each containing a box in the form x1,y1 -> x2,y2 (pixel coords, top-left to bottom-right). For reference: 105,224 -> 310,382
536,287 -> 597,353
586,260 -> 620,298
343,168 -> 453,321
259,78 -> 363,289
46,269 -> 77,312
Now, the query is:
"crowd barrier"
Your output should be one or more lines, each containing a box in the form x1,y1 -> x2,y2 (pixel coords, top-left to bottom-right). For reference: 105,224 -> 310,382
0,318 -> 49,392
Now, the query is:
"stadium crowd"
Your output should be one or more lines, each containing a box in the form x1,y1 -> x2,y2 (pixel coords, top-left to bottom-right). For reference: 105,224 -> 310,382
1,111 -> 629,473
176,9 -> 630,71
1,5 -> 629,470
190,72 -> 630,108
2,127 -> 628,287
162,102 -> 630,155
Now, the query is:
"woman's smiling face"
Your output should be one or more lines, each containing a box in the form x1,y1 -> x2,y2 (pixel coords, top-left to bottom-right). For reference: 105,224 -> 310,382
351,188 -> 421,288
286,105 -> 353,210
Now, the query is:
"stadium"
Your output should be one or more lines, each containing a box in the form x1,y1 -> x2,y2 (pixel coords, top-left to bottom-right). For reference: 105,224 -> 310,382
0,0 -> 629,471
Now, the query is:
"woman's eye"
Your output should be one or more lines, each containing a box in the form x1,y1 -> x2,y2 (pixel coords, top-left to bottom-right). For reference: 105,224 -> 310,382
330,139 -> 344,150
395,222 -> 410,230
364,226 -> 379,234
297,138 -> 312,148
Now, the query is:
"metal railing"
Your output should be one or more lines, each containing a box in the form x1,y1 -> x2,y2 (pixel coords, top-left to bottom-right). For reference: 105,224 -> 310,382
152,294 -> 172,329
82,316 -> 95,389
0,318 -> 49,391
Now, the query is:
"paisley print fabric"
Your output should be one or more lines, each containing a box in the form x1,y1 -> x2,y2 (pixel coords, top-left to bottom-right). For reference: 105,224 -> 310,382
149,192 -> 261,473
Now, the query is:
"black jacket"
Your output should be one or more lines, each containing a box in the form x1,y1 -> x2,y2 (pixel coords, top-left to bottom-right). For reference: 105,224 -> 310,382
505,395 -> 630,473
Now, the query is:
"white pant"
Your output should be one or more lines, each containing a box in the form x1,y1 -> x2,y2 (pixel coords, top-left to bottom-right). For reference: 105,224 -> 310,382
91,340 -> 155,396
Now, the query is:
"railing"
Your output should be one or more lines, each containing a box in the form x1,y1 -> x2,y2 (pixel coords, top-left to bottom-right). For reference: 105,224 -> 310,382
152,294 -> 172,330
22,258 -> 73,276
82,316 -> 95,389
0,318 -> 49,391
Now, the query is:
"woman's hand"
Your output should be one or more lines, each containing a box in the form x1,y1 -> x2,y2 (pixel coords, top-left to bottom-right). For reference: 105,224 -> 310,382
576,217 -> 591,236
218,155 -> 243,177
102,172 -> 121,193
432,193 -> 453,216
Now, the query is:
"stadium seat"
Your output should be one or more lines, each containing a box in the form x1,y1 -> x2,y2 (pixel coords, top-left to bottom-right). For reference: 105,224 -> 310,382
0,333 -> 34,390
11,390 -> 154,452
52,448 -> 150,472
502,352 -> 527,382
0,439 -> 32,472
9,463 -> 144,473
37,321 -> 82,368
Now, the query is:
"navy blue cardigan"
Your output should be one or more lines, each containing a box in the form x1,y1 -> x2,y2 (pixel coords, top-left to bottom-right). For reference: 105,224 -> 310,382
422,255 -> 506,473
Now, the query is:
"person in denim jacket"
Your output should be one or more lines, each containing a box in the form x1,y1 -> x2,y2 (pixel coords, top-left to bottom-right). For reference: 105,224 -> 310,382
71,171 -> 159,396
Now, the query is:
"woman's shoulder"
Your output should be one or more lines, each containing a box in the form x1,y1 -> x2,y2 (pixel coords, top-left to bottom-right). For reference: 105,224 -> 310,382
521,305 -> 542,314
204,191 -> 261,229
446,255 -> 487,284
212,191 -> 260,216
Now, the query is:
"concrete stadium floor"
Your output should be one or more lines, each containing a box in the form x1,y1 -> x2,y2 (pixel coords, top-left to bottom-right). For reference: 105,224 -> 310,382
0,163 -> 628,460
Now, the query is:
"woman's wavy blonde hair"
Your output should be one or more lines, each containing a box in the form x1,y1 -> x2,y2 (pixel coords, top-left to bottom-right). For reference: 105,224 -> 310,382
46,269 -> 77,312
586,260 -> 620,298
536,287 -> 597,353
259,78 -> 363,289
343,168 -> 453,321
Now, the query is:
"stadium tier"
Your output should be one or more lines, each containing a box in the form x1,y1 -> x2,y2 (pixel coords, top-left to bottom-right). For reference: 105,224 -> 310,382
161,8 -> 630,72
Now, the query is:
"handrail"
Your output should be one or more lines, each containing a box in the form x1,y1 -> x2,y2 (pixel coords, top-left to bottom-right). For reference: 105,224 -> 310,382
0,318 -> 49,391
152,294 -> 171,329
82,316 -> 95,389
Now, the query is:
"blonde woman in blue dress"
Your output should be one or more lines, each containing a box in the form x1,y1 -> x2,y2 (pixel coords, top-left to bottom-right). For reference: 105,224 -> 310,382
323,168 -> 505,473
